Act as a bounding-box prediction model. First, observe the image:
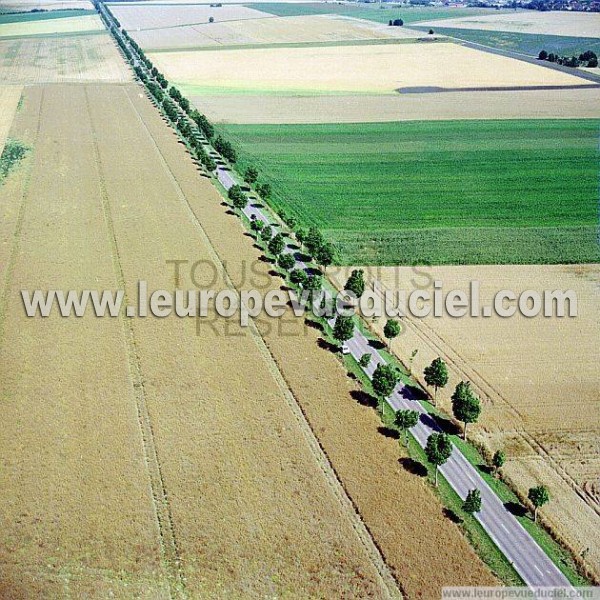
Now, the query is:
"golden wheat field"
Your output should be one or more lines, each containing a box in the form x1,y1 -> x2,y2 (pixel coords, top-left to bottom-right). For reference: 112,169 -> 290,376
0,83 -> 405,598
150,41 -> 592,96
331,264 -> 600,581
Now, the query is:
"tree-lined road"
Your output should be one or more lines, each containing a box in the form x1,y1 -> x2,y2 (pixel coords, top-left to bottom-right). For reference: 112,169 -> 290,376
216,167 -> 572,590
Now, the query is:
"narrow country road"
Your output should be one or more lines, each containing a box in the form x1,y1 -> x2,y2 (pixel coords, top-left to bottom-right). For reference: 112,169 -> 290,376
216,167 -> 572,590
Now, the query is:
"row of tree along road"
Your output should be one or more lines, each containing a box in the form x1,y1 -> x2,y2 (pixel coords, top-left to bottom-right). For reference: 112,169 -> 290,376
98,0 -> 553,547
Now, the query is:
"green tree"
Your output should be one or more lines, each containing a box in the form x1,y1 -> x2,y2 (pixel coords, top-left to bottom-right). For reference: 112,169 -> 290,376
492,450 -> 506,476
463,489 -> 482,514
394,409 -> 420,446
290,268 -> 309,288
295,228 -> 307,245
268,233 -> 285,256
528,485 -> 549,522
423,357 -> 448,405
451,381 -> 481,441
425,432 -> 453,486
316,243 -> 334,270
256,182 -> 272,199
383,319 -> 401,345
244,166 -> 259,186
344,269 -> 365,298
304,226 -> 324,255
228,184 -> 243,202
250,218 -> 264,233
277,253 -> 295,271
359,353 -> 371,369
231,193 -> 247,211
306,273 -> 323,292
371,363 -> 399,403
260,226 -> 273,243
332,315 -> 354,347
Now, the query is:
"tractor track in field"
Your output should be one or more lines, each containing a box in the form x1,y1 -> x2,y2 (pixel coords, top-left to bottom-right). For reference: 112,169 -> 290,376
84,85 -> 186,600
120,83 -> 403,600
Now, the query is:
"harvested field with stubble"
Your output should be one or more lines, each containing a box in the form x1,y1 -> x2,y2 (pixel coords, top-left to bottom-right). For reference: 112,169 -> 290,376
150,41 -> 591,95
196,86 -> 600,123
0,83 -> 401,598
107,2 -> 271,31
417,10 -> 600,38
0,33 -> 132,83
330,264 -> 600,581
134,14 -> 424,52
0,85 -> 22,155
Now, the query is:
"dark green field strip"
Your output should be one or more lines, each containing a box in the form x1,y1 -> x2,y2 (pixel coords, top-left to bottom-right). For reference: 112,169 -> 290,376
248,3 -> 501,24
409,26 -> 600,58
221,119 -> 600,265
0,9 -> 95,25
329,226 -> 600,265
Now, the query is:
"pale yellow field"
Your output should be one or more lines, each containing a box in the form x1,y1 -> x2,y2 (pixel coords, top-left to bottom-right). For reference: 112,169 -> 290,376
331,264 -> 600,580
195,86 -> 600,123
135,14 -> 425,51
418,10 -> 600,37
0,34 -> 132,83
107,2 -> 270,31
151,42 -> 591,95
0,13 -> 102,38
0,85 -> 22,155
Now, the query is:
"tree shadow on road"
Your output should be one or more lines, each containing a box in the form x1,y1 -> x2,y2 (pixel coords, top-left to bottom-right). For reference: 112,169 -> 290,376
504,501 -> 527,518
427,412 -> 462,436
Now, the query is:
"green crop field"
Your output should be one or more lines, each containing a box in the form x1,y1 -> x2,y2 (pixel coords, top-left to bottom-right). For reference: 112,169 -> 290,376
221,119 -> 600,265
0,9 -> 94,25
412,26 -> 600,57
248,3 -> 500,24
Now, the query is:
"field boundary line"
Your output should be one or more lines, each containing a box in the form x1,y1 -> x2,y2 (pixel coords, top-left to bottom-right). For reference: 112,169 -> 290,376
121,84 -> 403,600
0,87 -> 43,350
83,85 -> 186,600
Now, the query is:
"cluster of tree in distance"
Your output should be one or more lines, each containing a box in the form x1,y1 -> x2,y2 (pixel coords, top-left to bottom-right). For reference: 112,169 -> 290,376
538,48 -> 598,67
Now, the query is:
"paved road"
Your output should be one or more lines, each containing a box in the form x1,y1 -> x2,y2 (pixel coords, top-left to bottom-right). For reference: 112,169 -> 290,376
216,171 -> 572,590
